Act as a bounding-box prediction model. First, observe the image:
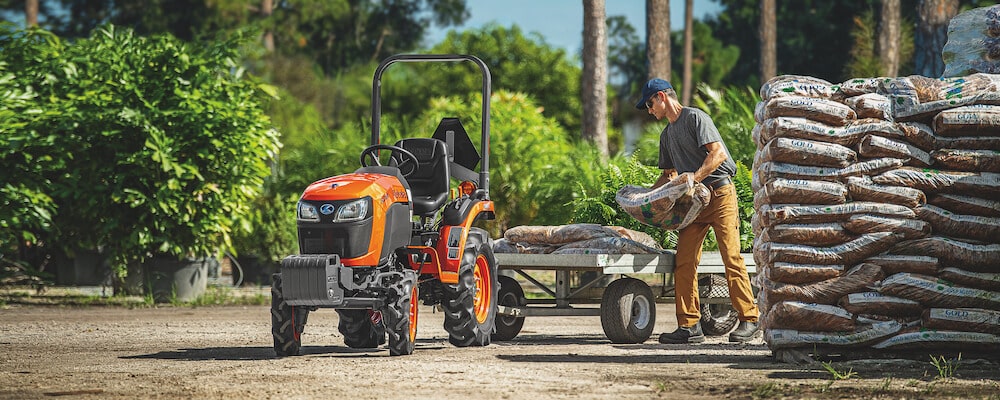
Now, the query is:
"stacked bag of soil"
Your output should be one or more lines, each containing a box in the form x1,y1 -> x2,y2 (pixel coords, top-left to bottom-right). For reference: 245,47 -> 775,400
752,73 -> 1000,355
492,223 -> 666,255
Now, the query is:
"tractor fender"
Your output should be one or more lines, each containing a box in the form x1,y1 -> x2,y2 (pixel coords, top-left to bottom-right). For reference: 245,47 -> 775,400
443,198 -> 495,226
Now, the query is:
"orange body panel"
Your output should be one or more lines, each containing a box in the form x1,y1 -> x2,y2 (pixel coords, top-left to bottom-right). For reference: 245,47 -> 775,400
403,200 -> 494,285
300,172 -> 410,267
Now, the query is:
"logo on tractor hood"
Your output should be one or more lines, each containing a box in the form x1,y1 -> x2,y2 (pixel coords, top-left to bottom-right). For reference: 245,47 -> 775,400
319,204 -> 336,215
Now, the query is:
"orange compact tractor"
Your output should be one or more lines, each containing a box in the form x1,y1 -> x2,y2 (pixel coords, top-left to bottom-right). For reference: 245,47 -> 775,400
271,54 -> 498,356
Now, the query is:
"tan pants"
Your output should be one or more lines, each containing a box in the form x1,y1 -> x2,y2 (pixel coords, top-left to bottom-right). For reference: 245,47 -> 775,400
673,183 -> 759,327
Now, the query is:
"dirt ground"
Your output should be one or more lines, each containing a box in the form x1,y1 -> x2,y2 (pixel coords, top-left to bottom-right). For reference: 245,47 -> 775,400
1,302 -> 998,400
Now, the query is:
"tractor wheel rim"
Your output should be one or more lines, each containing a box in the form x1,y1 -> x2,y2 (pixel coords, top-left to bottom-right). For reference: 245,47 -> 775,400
408,283 -> 418,342
631,295 -> 651,330
473,255 -> 491,324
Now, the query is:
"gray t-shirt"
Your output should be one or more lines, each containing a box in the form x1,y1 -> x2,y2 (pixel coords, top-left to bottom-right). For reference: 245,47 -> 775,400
658,107 -> 736,184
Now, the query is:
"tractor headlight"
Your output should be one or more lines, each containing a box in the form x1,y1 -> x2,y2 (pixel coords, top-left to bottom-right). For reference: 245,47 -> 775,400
333,197 -> 370,223
297,201 -> 320,222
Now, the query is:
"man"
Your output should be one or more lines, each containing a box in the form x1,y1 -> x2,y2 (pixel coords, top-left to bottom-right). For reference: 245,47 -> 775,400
635,78 -> 760,344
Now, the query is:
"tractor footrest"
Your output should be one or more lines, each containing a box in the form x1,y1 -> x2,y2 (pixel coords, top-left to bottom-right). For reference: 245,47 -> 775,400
280,254 -> 346,307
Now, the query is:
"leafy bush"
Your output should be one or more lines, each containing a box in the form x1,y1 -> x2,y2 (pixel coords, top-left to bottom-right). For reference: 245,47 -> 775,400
0,25 -> 280,279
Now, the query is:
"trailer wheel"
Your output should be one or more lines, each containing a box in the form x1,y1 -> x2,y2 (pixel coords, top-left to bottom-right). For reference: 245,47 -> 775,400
271,273 -> 309,357
600,277 -> 655,344
492,275 -> 525,341
700,303 -> 738,336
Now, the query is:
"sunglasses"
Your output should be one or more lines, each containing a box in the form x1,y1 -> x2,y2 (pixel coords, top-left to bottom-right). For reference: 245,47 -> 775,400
645,92 -> 660,109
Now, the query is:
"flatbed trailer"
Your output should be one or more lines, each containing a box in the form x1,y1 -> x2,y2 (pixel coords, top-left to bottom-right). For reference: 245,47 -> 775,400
492,252 -> 757,343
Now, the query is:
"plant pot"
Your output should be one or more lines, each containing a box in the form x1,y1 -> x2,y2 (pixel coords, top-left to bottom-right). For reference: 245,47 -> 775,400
70,249 -> 110,286
231,255 -> 277,287
143,256 -> 213,303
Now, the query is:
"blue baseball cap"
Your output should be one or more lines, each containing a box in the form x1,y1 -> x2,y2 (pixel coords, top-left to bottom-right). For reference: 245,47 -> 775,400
635,78 -> 673,109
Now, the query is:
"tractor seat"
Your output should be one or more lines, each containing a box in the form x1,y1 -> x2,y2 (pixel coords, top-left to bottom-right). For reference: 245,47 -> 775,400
393,138 -> 450,217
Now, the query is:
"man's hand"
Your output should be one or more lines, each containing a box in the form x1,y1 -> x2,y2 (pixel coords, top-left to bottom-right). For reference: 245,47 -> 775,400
668,172 -> 694,187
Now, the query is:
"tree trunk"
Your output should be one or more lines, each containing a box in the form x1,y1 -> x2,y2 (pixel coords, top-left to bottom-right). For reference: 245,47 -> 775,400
261,0 -> 274,52
915,0 -> 958,77
25,0 -> 38,27
646,0 -> 670,81
759,0 -> 776,84
879,0 -> 901,77
582,0 -> 609,159
681,0 -> 693,104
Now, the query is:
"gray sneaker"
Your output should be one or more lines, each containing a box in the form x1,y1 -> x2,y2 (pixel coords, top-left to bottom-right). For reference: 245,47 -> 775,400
658,323 -> 705,344
728,321 -> 760,343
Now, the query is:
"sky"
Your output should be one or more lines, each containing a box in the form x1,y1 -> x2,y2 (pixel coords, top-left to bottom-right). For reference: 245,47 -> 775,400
424,0 -> 725,54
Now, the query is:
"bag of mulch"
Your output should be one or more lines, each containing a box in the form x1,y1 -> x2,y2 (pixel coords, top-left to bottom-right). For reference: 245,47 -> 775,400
927,193 -> 1000,217
752,162 -> 842,192
898,122 -> 937,151
758,97 -> 857,126
922,307 -> 1000,335
844,93 -> 892,120
492,238 -> 519,254
872,167 -> 1000,196
838,291 -> 923,317
761,262 -> 845,284
857,135 -> 933,167
865,254 -> 939,276
837,158 -> 906,178
872,328 -> 1000,350
880,73 -> 1000,120
844,176 -> 926,209
757,117 -> 862,146
552,237 -> 665,255
942,5 -> 1000,77
616,174 -> 711,231
903,121 -> 1000,151
916,204 -> 1000,243
607,226 -> 661,249
934,104 -> 1000,136
931,148 -> 1000,173
843,214 -> 931,240
761,222 -> 853,247
504,224 -> 620,245
759,262 -> 884,304
938,267 -> 1000,291
753,178 -> 848,207
890,236 -> 1000,273
761,202 -> 916,227
763,232 -> 901,266
838,77 -> 886,97
764,301 -> 855,332
758,137 -> 858,168
760,75 -> 838,100
879,272 -> 1000,310
765,320 -> 903,350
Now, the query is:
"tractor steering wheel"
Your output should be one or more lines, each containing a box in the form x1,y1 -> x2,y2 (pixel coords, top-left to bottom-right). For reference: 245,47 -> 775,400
359,144 -> 419,177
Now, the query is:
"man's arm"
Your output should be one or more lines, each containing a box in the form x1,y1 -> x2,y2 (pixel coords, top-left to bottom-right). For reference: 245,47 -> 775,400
692,141 -> 728,182
652,168 -> 677,189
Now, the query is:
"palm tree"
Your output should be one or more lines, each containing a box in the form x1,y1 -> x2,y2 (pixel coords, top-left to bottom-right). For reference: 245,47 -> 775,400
682,0 -> 693,104
759,0 -> 776,84
915,0 -> 958,77
646,0 -> 670,81
26,0 -> 38,26
583,0 -> 609,159
261,0 -> 274,52
879,0 -> 901,76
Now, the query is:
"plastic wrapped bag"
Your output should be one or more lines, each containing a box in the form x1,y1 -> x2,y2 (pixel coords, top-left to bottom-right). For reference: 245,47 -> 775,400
616,174 -> 711,231
942,5 -> 1000,77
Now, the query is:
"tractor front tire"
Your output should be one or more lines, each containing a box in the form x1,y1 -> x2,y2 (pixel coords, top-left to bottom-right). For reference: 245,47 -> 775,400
384,270 -> 418,356
271,273 -> 309,357
337,309 -> 386,348
492,275 -> 525,341
444,243 -> 498,347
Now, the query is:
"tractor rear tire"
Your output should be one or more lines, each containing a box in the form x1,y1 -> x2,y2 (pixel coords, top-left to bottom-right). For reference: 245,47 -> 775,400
336,309 -> 386,349
600,277 -> 655,344
444,243 -> 498,347
384,270 -> 418,356
492,275 -> 525,341
271,273 -> 309,357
